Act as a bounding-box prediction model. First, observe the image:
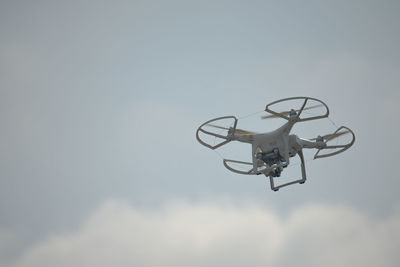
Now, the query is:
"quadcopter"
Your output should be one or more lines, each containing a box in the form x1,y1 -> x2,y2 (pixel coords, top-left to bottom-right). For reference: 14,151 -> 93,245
196,97 -> 355,191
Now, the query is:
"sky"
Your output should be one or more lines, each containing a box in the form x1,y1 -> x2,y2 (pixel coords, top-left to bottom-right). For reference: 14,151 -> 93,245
1,0 -> 400,266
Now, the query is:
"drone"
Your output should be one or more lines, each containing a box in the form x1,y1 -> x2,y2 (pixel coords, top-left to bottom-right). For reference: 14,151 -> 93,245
196,97 -> 355,191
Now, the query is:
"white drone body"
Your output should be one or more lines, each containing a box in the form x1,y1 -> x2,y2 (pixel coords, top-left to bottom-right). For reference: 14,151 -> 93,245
196,97 -> 355,191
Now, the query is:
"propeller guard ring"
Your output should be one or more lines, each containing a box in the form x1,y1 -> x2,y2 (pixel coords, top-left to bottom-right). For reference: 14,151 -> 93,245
314,126 -> 355,159
196,116 -> 238,150
223,159 -> 257,175
265,96 -> 329,122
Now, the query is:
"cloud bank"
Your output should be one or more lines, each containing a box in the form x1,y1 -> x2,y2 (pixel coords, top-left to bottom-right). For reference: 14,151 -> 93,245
4,200 -> 400,267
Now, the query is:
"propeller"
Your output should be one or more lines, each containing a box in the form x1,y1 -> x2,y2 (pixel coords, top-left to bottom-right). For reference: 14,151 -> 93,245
261,104 -> 323,119
206,124 -> 256,135
310,130 -> 350,142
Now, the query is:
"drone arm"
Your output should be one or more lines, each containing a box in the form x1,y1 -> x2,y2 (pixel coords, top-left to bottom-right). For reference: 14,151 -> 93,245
297,138 -> 326,149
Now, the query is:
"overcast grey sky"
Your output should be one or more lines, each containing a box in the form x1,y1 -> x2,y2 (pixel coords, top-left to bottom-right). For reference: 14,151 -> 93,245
1,0 -> 400,266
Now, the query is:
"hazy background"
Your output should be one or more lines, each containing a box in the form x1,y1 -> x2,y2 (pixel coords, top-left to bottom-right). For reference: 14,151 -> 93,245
1,0 -> 399,266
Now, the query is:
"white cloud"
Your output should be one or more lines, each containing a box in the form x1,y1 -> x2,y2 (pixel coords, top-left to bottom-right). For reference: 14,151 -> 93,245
5,200 -> 400,267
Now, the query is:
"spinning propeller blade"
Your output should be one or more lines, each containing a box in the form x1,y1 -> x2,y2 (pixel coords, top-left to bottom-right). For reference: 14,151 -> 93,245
261,104 -> 323,119
206,124 -> 256,135
206,124 -> 229,131
310,130 -> 350,141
